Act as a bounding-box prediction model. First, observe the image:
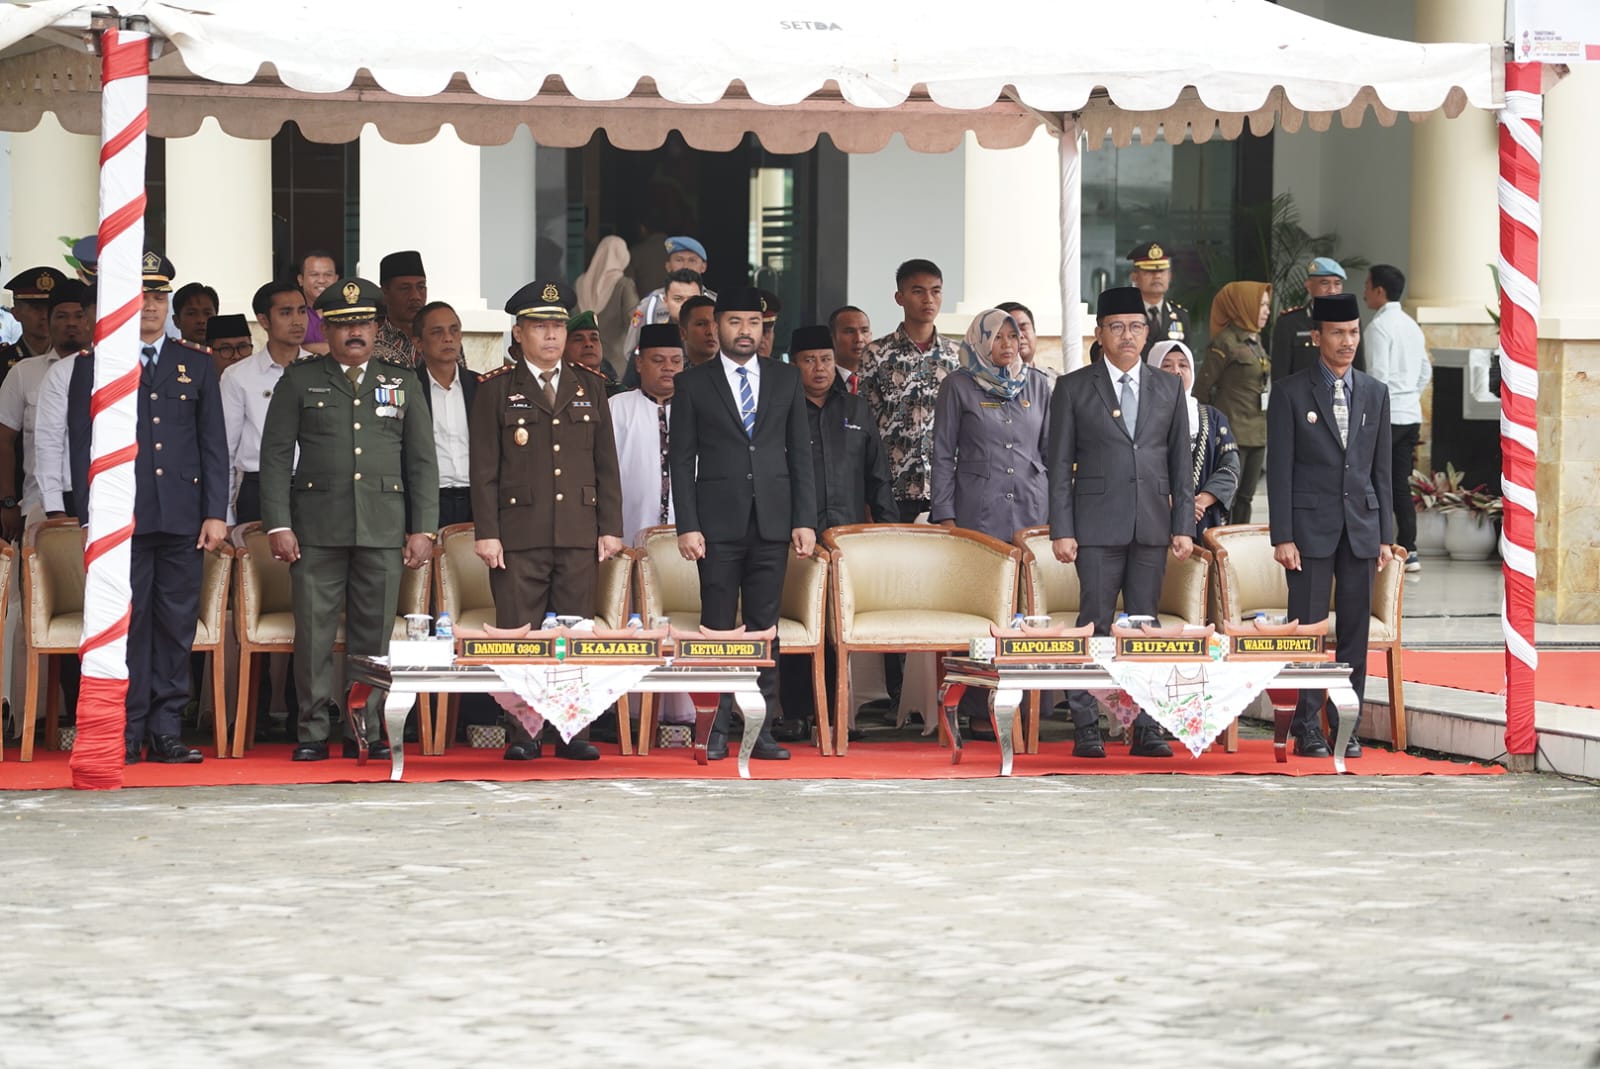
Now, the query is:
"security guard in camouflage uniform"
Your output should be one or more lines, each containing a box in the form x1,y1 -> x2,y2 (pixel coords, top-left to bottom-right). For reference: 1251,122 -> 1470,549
258,276 -> 439,762
469,280 -> 623,761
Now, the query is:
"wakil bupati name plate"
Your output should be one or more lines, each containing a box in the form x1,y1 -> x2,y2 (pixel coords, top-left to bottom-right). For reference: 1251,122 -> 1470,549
1116,635 -> 1208,660
996,636 -> 1089,660
1229,634 -> 1326,657
567,636 -> 662,660
675,639 -> 770,661
459,638 -> 553,660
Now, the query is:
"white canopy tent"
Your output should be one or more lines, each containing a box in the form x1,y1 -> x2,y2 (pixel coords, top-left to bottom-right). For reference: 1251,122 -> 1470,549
0,0 -> 1507,785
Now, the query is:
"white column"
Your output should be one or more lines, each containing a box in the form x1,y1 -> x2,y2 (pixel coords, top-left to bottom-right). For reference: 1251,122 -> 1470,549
1538,63 -> 1600,335
8,114 -> 99,273
954,128 -> 1063,334
163,118 -> 272,316
359,125 -> 494,330
1407,0 -> 1502,319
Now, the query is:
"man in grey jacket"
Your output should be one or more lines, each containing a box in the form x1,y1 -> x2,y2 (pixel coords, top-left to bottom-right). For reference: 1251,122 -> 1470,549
1047,286 -> 1195,758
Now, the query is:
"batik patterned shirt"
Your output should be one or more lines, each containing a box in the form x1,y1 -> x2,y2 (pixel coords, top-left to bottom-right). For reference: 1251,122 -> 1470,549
372,319 -> 418,368
859,324 -> 960,503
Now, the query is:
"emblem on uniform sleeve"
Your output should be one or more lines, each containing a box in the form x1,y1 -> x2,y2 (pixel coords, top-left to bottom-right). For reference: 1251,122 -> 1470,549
343,281 -> 361,304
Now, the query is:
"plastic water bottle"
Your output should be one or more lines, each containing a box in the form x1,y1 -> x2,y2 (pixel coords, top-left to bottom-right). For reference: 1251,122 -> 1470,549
542,611 -> 558,630
627,613 -> 643,630
1011,612 -> 1026,630
435,611 -> 453,639
1115,612 -> 1130,629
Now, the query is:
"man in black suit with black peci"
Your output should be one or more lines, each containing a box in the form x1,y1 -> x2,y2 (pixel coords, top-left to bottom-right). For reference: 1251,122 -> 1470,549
669,286 -> 817,761
1267,292 -> 1393,759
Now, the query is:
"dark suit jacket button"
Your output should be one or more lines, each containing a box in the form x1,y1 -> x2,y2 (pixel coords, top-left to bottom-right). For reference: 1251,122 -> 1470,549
747,473 -> 754,480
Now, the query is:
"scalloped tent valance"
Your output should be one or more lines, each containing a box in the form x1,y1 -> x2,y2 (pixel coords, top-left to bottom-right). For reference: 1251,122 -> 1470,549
0,0 -> 1502,150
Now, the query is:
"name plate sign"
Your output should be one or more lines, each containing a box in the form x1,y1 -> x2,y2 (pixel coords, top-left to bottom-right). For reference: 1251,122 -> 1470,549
996,636 -> 1089,660
459,638 -> 553,660
566,637 -> 662,660
1229,634 -> 1326,657
1116,635 -> 1209,660
675,639 -> 770,661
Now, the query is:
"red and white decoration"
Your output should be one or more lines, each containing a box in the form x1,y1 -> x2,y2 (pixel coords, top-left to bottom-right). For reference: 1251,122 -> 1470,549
1496,62 -> 1543,759
68,28 -> 148,789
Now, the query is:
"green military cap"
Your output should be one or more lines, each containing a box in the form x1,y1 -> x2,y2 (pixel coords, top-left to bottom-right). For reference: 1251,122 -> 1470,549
566,309 -> 599,332
314,276 -> 382,323
505,280 -> 575,321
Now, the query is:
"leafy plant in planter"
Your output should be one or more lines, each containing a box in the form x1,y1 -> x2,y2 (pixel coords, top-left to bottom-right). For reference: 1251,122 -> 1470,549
1410,466 -> 1467,554
1444,482 -> 1503,561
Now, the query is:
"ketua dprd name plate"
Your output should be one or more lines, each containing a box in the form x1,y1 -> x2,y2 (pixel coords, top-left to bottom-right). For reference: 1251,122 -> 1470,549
674,639 -> 771,662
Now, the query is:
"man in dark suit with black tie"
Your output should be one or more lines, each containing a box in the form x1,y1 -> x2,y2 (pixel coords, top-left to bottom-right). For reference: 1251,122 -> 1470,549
67,252 -> 229,765
414,301 -> 478,528
670,287 -> 817,761
1267,293 -> 1394,759
1047,286 -> 1195,759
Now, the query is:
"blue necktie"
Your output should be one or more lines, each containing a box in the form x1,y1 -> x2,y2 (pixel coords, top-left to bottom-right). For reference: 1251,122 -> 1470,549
737,365 -> 755,438
141,344 -> 158,368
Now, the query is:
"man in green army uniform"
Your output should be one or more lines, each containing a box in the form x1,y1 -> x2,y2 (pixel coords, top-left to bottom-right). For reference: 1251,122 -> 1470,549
259,276 -> 439,762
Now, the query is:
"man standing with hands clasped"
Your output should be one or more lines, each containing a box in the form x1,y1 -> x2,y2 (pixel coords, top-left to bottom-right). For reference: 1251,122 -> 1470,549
1047,285 -> 1195,760
670,287 -> 816,761
1267,293 -> 1393,759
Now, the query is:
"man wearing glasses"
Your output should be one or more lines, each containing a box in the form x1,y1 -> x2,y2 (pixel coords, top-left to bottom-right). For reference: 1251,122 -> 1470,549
205,314 -> 255,376
1046,286 -> 1195,760
221,281 -> 309,524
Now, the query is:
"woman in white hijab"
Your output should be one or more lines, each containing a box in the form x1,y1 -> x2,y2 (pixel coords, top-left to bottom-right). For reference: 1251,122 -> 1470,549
575,235 -> 640,377
1149,340 -> 1241,538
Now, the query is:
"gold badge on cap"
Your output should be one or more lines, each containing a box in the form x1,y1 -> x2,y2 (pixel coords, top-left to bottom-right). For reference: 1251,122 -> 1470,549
142,251 -> 161,272
1148,243 -> 1164,260
541,283 -> 560,303
513,427 -> 529,446
1307,260 -> 1319,273
342,281 -> 361,304
37,273 -> 54,292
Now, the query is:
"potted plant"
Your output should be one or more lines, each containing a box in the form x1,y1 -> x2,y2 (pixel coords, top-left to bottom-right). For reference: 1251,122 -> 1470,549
1444,483 -> 1502,561
1410,466 -> 1466,555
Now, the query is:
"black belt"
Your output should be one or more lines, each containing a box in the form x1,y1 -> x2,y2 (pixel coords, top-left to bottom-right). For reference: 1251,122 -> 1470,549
239,471 -> 260,483
440,487 -> 471,496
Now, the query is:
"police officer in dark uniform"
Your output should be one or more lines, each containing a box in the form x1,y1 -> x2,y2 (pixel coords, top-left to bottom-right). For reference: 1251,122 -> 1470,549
67,252 -> 229,764
1090,242 -> 1190,361
469,281 -> 624,761
3,267 -> 69,370
1270,257 -> 1366,381
258,277 -> 439,762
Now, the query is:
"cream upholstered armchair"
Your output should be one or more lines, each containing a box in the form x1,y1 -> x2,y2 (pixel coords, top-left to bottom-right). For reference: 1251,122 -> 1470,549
1205,523 -> 1408,751
195,543 -> 235,757
633,524 -> 833,754
431,523 -> 635,755
20,519 -> 84,761
1013,525 -> 1214,754
824,523 -> 1021,755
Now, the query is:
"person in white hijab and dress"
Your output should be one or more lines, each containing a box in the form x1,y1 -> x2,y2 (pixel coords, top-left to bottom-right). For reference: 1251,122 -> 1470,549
1148,339 -> 1241,539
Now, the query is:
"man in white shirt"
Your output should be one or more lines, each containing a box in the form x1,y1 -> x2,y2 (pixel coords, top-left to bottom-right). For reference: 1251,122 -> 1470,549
610,323 -> 683,545
1363,264 -> 1433,571
415,301 -> 478,528
223,281 -> 308,525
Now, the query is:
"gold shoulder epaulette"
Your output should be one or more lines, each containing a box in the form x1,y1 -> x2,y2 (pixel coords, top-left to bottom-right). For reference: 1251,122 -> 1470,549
480,364 -> 512,380
175,337 -> 213,355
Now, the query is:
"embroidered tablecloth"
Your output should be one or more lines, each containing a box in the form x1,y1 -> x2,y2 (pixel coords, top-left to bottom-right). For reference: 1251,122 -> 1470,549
490,663 -> 656,743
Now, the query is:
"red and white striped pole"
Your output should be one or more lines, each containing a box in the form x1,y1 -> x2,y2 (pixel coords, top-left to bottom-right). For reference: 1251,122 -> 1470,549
1496,61 -> 1542,761
68,27 -> 147,789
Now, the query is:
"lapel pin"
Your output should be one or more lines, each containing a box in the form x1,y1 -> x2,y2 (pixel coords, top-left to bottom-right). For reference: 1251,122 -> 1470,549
1112,408 -> 1121,419
1307,411 -> 1318,423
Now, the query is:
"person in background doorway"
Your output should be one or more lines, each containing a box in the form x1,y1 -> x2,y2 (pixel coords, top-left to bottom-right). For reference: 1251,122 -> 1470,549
621,237 -> 714,359
1193,281 -> 1272,524
574,235 -> 640,378
297,249 -> 339,356
1362,263 -> 1431,573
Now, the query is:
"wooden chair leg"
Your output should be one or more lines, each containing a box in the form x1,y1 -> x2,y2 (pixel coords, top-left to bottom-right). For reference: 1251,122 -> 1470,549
615,693 -> 634,756
810,648 -> 833,756
834,644 -> 852,756
210,648 -> 229,758
1026,690 -> 1042,754
20,651 -> 39,762
44,655 -> 61,751
432,693 -> 459,756
636,692 -> 655,756
416,693 -> 433,753
231,650 -> 255,758
1387,645 -> 1407,751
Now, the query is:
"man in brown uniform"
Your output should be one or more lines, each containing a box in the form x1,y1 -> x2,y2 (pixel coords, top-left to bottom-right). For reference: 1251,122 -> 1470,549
469,280 -> 625,761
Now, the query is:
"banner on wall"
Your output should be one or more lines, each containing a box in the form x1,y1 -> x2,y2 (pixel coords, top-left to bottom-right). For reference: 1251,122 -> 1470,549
1511,0 -> 1600,62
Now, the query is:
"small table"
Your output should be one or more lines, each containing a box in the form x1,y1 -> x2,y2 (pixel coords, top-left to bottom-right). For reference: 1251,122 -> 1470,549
939,658 -> 1361,776
344,658 -> 770,781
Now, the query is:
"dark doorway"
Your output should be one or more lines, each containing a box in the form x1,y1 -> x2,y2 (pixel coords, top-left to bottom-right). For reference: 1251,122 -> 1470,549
270,122 -> 360,281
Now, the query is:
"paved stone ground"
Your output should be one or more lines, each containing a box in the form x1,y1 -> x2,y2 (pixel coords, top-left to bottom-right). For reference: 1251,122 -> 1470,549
2,774 -> 1598,1068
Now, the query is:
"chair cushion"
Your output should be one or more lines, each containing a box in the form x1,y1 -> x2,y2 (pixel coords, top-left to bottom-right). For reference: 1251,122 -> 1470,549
845,609 -> 994,647
42,612 -> 83,649
777,615 -> 817,649
252,611 -> 298,645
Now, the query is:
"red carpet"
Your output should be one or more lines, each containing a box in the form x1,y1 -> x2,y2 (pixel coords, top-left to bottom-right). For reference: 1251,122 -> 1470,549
0,738 -> 1500,790
1368,649 -> 1600,709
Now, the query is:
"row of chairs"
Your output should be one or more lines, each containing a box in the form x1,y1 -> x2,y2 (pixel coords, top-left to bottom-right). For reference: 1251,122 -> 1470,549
10,517 -> 1406,762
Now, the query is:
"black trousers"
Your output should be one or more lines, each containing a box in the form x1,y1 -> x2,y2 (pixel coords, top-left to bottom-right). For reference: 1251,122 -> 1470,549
779,644 -> 838,726
235,472 -> 262,525
437,487 -> 473,529
1390,423 -> 1420,554
127,532 -> 202,744
1066,542 -> 1168,730
700,510 -> 789,728
1232,445 -> 1266,524
1287,528 -> 1374,732
490,545 -> 596,744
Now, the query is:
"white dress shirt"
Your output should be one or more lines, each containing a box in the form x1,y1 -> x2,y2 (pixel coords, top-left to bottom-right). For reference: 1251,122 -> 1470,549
0,350 -> 72,515
1363,301 -> 1433,426
227,348 -> 307,528
1102,354 -> 1142,399
427,367 -> 471,488
33,353 -> 77,515
719,352 -> 761,417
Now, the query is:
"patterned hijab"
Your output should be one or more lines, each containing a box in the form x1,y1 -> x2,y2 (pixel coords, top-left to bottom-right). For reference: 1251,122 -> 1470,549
958,309 -> 1026,401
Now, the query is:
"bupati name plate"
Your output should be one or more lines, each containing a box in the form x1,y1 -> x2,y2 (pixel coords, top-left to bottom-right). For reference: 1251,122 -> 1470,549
566,637 -> 662,660
675,639 -> 770,661
995,636 -> 1089,660
1228,634 -> 1326,657
459,638 -> 553,659
1116,635 -> 1209,660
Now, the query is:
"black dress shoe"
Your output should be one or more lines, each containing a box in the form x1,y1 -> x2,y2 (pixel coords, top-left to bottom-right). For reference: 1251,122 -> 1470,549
705,730 -> 729,761
750,738 -> 791,760
1128,725 -> 1173,758
967,718 -> 996,741
553,737 -> 600,761
1072,725 -> 1106,759
503,741 -> 542,761
771,719 -> 809,743
1344,736 -> 1363,759
124,746 -> 142,766
146,734 -> 203,764
1292,726 -> 1332,758
292,741 -> 329,762
342,739 -> 391,760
